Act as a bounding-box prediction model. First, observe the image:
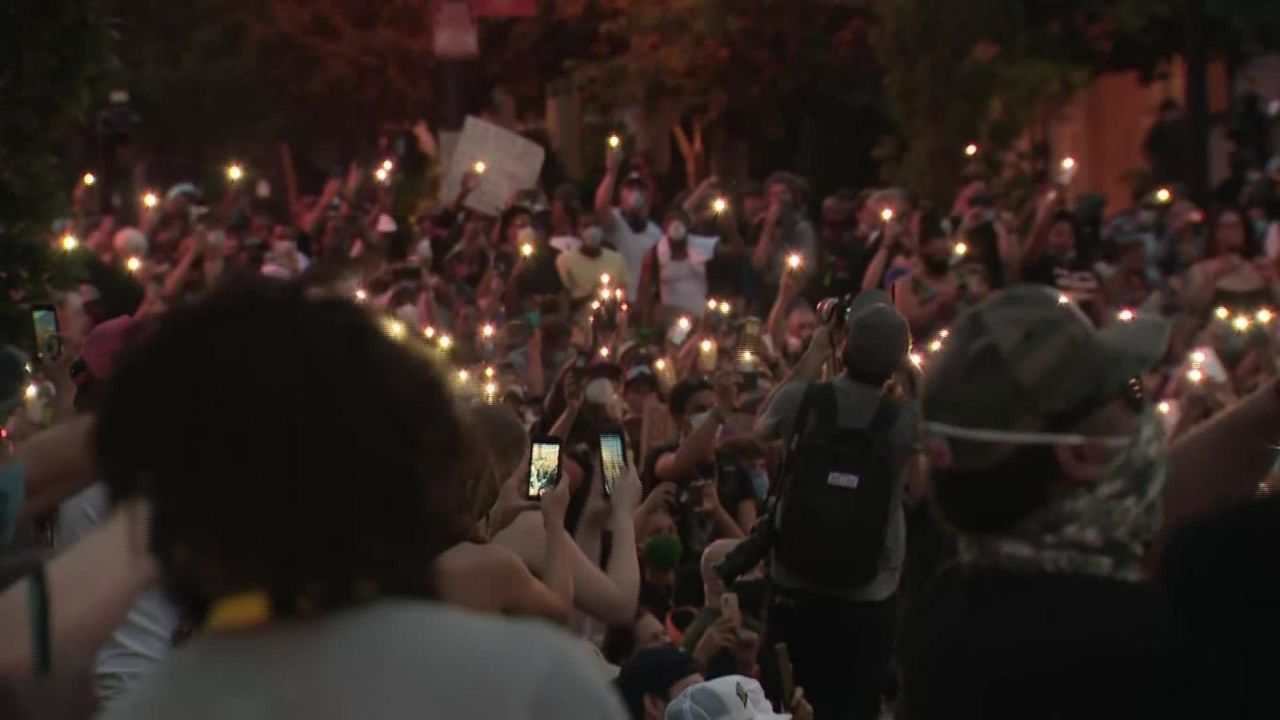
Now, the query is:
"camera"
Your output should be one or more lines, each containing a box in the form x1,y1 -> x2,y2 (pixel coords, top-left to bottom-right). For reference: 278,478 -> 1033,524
715,518 -> 773,585
815,294 -> 855,327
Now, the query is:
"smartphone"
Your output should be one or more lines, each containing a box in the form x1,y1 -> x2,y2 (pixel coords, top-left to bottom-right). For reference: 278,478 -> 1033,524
667,317 -> 693,347
720,592 -> 740,629
775,643 -> 795,712
526,438 -> 563,500
31,304 -> 60,360
599,430 -> 627,499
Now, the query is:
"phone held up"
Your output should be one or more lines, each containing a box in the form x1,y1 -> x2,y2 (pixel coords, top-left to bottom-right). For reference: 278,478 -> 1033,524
599,429 -> 627,498
526,437 -> 563,501
30,304 -> 60,360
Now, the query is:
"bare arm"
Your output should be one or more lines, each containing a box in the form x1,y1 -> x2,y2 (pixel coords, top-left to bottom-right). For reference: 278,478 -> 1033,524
0,500 -> 155,682
8,415 -> 97,525
594,150 -> 622,233
751,213 -> 777,273
654,411 -> 722,482
861,238 -> 893,293
1164,377 -> 1280,530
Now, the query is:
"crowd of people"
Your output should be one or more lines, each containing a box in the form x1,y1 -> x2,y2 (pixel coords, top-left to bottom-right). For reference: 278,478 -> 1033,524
3,104 -> 1280,719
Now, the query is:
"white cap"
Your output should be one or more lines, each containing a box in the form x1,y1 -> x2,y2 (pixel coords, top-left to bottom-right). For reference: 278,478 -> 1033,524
376,214 -> 398,234
584,377 -> 617,405
665,676 -> 789,720
112,227 -> 148,258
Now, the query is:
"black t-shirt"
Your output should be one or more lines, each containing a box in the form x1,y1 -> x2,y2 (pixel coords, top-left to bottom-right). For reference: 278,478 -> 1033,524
815,233 -> 871,301
901,565 -> 1197,720
643,442 -> 754,556
1160,495 -> 1280,717
512,250 -> 564,302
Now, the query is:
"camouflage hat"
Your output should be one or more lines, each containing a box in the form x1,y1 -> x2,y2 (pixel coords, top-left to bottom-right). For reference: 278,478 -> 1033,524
923,285 -> 1169,468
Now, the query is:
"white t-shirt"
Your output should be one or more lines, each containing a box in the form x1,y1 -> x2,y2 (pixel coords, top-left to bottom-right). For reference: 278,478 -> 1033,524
603,208 -> 662,300
656,234 -> 718,316
100,599 -> 626,720
58,484 -> 180,701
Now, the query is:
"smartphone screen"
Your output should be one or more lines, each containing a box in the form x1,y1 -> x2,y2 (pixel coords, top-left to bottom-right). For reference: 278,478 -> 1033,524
526,438 -> 563,500
599,431 -> 626,498
720,592 -> 740,629
667,319 -> 692,347
31,305 -> 60,360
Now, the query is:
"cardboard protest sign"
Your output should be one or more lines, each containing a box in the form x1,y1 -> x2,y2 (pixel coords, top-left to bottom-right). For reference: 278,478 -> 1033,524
441,116 -> 545,216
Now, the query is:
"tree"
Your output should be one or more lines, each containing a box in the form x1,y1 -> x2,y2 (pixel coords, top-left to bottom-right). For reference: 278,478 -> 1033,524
873,0 -> 1280,208
0,0 -> 111,344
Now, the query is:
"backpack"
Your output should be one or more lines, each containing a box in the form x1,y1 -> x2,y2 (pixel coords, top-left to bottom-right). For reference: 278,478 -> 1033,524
772,382 -> 899,591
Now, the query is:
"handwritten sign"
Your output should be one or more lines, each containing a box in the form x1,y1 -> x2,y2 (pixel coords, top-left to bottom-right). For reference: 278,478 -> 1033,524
441,116 -> 546,215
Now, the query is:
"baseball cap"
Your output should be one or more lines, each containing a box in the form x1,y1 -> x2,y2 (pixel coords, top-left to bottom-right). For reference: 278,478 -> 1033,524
842,290 -> 910,379
665,675 -> 789,720
923,285 -> 1169,468
81,315 -> 136,380
615,646 -> 701,719
621,171 -> 648,189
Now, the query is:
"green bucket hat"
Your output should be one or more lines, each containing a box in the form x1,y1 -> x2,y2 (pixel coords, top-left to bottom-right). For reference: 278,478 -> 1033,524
922,285 -> 1170,469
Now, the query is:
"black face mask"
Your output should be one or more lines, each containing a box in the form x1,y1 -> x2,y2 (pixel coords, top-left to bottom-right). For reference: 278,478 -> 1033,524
923,255 -> 951,276
732,578 -> 769,620
624,214 -> 649,234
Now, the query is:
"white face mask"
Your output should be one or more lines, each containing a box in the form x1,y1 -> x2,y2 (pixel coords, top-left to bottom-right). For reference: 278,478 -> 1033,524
688,409 -> 713,432
585,378 -> 618,405
582,226 -> 603,249
667,221 -> 688,242
626,191 -> 647,214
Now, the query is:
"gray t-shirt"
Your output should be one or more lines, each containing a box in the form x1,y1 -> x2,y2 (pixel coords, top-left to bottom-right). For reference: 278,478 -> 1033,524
755,376 -> 919,601
100,599 -> 626,720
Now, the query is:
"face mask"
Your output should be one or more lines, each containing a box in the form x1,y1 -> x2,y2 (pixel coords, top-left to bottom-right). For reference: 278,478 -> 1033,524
667,221 -> 688,242
748,466 -> 770,501
784,334 -> 806,359
626,191 -> 647,214
581,226 -> 602,249
642,533 -> 683,573
688,410 -> 714,433
929,407 -> 1166,582
1253,219 -> 1269,239
393,304 -> 420,328
923,255 -> 952,275
585,378 -> 618,405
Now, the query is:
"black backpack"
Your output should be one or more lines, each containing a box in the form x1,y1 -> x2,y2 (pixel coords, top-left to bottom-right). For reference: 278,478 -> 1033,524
772,382 -> 899,590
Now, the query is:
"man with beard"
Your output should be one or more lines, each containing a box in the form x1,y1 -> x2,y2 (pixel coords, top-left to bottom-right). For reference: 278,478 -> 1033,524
815,190 -> 872,301
596,147 -> 662,301
891,212 -> 959,341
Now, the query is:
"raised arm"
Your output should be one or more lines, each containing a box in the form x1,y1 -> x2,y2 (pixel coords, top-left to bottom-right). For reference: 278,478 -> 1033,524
594,148 -> 622,233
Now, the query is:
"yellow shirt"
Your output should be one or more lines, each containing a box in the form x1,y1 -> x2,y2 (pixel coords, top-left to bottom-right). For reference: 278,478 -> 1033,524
556,249 -> 630,300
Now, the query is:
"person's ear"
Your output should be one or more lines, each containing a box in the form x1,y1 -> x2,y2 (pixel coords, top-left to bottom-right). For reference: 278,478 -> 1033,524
642,692 -> 666,720
1052,444 -> 1108,486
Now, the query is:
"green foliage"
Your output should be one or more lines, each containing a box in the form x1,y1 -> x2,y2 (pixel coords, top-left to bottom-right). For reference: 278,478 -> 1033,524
106,0 -> 437,177
0,0 -> 111,345
874,0 -> 1280,207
